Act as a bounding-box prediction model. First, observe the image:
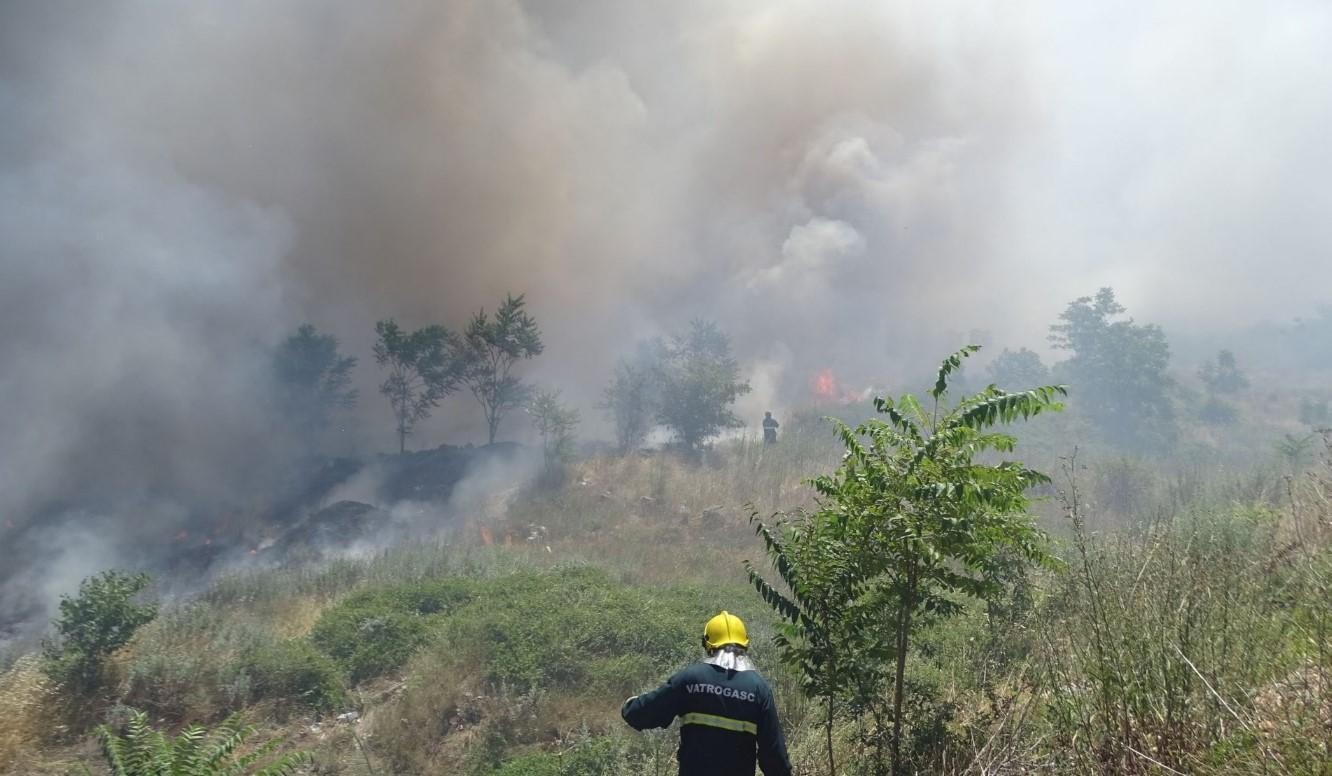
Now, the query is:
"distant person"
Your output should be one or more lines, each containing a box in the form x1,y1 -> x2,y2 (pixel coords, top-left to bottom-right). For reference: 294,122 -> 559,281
762,412 -> 779,444
622,611 -> 792,776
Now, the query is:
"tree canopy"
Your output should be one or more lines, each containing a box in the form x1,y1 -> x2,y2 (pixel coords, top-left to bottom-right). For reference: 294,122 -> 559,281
1049,288 -> 1174,449
987,347 -> 1050,389
373,320 -> 460,453
1198,349 -> 1249,394
529,389 -> 580,482
459,294 -> 543,444
600,352 -> 658,454
272,324 -> 358,445
653,320 -> 751,454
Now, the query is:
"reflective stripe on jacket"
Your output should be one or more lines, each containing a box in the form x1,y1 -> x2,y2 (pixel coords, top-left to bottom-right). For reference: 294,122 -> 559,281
622,661 -> 792,776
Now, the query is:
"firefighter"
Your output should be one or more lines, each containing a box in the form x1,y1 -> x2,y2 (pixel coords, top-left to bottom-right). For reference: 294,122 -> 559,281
622,611 -> 792,776
762,412 -> 779,444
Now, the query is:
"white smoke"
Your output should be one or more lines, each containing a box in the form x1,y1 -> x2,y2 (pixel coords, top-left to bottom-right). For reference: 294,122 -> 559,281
2,0 -> 1331,639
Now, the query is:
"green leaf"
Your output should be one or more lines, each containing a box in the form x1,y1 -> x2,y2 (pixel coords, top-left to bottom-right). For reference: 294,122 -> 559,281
931,345 -> 981,399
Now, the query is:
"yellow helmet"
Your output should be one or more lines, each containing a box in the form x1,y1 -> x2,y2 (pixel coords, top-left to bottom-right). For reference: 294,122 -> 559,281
703,611 -> 749,651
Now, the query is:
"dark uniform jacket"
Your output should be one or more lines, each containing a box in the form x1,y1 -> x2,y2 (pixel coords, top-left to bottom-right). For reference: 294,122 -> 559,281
622,660 -> 792,776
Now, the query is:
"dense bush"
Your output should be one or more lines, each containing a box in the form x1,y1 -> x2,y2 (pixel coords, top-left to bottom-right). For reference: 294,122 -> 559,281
309,578 -> 475,683
42,571 -> 157,695
232,639 -> 345,713
121,603 -> 273,723
441,567 -> 710,694
123,651 -> 219,722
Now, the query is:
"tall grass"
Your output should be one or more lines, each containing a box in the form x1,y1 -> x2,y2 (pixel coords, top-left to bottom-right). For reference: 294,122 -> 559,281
1032,448 -> 1332,774
0,655 -> 54,773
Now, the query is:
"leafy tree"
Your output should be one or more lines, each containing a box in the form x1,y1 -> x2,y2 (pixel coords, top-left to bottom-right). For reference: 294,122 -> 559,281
42,571 -> 157,695
986,347 -> 1050,388
529,389 -> 580,481
599,355 -> 658,454
654,320 -> 751,455
1198,349 -> 1249,394
1198,396 -> 1239,425
745,511 -> 886,776
749,346 -> 1063,774
459,294 -> 544,444
373,319 -> 460,454
272,324 -> 357,443
1299,397 -> 1330,429
96,709 -> 310,776
1049,288 -> 1174,449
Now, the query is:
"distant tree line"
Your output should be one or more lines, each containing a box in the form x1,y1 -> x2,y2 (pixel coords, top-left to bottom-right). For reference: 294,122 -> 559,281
272,296 -> 754,461
272,294 -> 547,454
984,286 -> 1265,450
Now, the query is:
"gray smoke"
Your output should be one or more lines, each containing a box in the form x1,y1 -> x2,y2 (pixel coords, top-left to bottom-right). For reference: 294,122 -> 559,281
3,0 -> 1331,640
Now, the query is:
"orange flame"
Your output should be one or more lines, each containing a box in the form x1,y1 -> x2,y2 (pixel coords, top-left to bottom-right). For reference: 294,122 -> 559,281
813,369 -> 838,400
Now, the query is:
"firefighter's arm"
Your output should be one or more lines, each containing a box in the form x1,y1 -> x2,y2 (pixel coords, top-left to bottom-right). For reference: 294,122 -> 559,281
756,690 -> 793,776
621,672 -> 683,730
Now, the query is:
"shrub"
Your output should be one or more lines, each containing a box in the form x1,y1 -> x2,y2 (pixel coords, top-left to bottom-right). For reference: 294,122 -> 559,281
441,568 -> 707,693
309,578 -> 474,683
121,603 -> 273,723
42,571 -> 157,695
232,639 -> 345,713
123,652 -> 219,722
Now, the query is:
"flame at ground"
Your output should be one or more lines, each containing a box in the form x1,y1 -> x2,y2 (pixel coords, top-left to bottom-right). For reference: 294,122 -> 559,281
814,369 -> 838,401
813,369 -> 874,405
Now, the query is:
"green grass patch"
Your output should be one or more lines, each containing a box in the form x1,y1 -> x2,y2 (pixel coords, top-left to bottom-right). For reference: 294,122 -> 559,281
440,566 -> 723,695
231,639 -> 345,712
309,578 -> 476,684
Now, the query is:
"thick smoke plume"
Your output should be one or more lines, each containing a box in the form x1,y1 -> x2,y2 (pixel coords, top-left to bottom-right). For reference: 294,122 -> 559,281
2,0 -> 1331,642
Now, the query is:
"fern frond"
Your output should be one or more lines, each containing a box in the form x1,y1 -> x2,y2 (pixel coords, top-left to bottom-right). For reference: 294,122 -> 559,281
204,715 -> 253,772
253,752 -> 313,776
218,738 -> 278,776
96,724 -> 129,776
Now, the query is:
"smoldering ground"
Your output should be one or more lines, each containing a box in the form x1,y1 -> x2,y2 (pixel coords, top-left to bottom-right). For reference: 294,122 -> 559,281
2,1 -> 1331,645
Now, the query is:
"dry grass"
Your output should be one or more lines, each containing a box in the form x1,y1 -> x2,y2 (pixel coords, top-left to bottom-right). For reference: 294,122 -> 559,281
0,654 -> 55,773
494,441 -> 832,593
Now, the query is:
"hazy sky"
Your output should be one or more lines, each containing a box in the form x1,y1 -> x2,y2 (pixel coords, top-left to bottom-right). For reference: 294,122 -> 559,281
2,0 -> 1330,530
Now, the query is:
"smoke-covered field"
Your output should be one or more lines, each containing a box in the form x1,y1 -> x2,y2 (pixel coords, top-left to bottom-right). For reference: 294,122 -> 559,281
2,2 -> 1332,774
